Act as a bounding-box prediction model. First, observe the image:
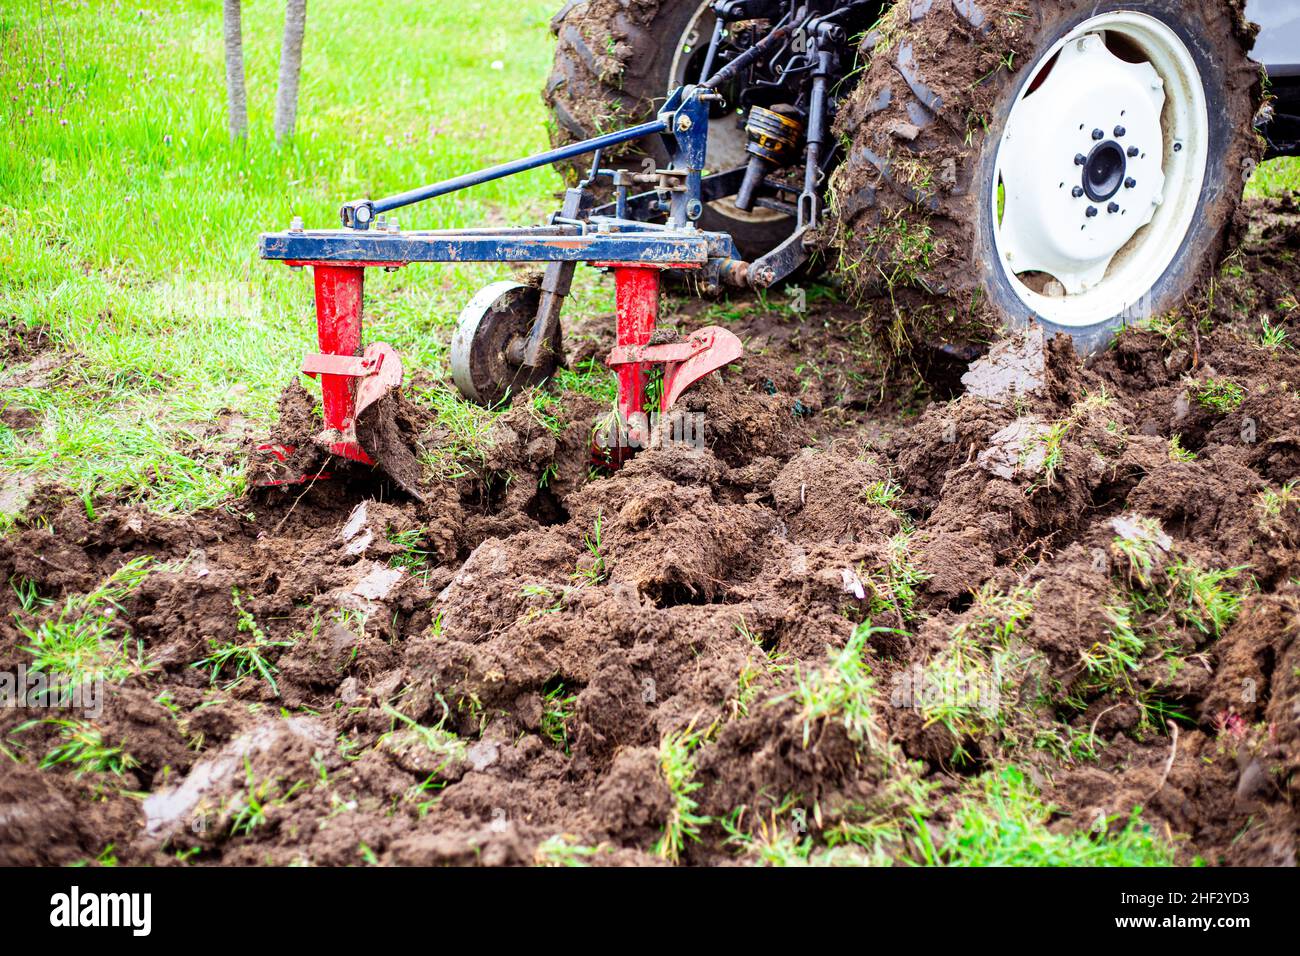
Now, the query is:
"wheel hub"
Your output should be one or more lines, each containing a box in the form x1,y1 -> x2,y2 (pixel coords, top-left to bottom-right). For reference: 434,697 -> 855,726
996,30 -> 1168,296
1082,140 -> 1127,202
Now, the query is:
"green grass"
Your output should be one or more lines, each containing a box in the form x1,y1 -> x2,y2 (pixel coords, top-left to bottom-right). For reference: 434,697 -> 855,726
191,587 -> 293,695
654,723 -> 712,864
540,682 -> 577,753
1189,378 -> 1246,414
16,555 -> 157,687
1247,157 -> 1300,199
928,765 -> 1175,866
1079,518 -> 1247,728
1256,480 -> 1298,532
0,0 -> 606,523
378,701 -> 466,785
919,584 -> 1036,759
15,717 -> 139,778
777,620 -> 896,751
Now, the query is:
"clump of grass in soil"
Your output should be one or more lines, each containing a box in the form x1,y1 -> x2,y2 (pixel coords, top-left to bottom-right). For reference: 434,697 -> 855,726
572,510 -> 607,585
776,621 -> 897,752
655,722 -> 714,864
1168,434 -> 1196,462
16,556 -> 156,689
379,701 -> 466,797
1189,378 -> 1246,414
14,717 -> 138,778
386,527 -> 432,581
534,835 -> 611,867
917,584 -> 1038,763
226,758 -> 306,838
921,765 -> 1175,866
540,683 -> 577,754
191,588 -> 294,696
1076,517 -> 1248,730
1255,480 -> 1298,535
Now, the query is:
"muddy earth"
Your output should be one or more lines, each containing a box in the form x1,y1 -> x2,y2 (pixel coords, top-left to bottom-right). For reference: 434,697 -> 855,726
1,197 -> 1298,866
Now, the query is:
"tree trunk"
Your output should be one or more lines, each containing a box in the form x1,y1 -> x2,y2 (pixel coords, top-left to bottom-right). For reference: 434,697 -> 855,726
222,0 -> 248,141
274,0 -> 308,143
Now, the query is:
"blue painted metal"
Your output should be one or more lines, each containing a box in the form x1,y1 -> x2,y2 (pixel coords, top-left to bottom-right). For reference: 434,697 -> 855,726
263,85 -> 746,272
260,228 -> 738,265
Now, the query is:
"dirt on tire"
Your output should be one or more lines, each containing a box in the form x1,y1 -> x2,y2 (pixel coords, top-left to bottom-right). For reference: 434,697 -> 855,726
823,0 -> 1265,356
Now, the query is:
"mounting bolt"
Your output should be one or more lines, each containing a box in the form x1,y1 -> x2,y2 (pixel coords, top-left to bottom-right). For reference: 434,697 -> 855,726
1074,153 -> 1087,166
289,215 -> 304,233
374,214 -> 388,231
1092,128 -> 1104,140
1107,202 -> 1120,214
1127,146 -> 1140,157
1124,177 -> 1137,189
1086,206 -> 1099,218
1114,126 -> 1126,137
387,217 -> 399,234
1072,186 -> 1085,198
676,114 -> 693,132
1173,140 -> 1183,152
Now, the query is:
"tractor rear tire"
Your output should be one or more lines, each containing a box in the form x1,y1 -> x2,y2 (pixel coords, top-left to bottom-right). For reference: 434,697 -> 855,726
827,0 -> 1263,357
545,0 -> 797,261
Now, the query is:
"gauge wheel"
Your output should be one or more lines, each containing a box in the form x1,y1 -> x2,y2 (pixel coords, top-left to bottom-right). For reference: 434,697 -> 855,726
451,282 -> 557,406
545,0 -> 797,260
829,0 -> 1263,356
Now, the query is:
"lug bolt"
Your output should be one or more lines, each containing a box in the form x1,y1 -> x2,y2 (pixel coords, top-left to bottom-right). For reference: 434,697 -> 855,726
1072,186 -> 1084,198
1124,177 -> 1136,189
677,114 -> 693,132
1127,146 -> 1139,157
1092,128 -> 1104,140
1075,153 -> 1087,166
1086,206 -> 1099,218
1114,126 -> 1126,137
1173,141 -> 1183,152
1107,202 -> 1120,214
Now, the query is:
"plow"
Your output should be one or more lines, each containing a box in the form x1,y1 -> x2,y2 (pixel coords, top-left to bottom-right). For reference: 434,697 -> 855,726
257,0 -> 1298,491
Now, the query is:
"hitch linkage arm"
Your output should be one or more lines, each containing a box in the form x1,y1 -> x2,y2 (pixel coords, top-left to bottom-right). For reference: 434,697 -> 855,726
339,118 -> 670,229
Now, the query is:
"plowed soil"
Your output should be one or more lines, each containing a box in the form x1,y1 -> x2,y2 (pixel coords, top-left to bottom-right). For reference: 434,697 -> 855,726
1,197 -> 1297,866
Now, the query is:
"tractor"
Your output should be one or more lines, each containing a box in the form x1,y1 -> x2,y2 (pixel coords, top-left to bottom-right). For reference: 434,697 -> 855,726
258,0 -> 1299,487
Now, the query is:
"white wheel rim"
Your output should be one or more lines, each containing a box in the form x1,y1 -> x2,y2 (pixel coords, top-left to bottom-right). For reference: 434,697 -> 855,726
991,12 -> 1209,328
669,0 -> 786,225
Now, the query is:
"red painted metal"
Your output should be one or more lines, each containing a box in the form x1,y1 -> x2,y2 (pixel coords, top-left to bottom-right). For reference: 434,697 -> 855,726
252,443 -> 333,485
311,265 -> 370,463
613,266 -> 660,424
301,353 -> 378,377
608,326 -> 744,411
